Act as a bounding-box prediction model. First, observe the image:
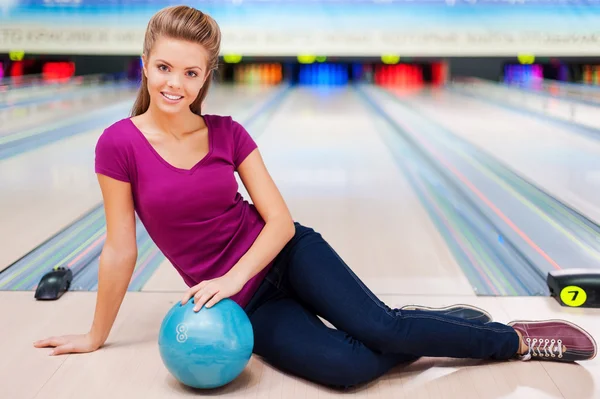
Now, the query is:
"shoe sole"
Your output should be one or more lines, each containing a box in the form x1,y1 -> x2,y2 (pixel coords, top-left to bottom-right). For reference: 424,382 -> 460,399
401,303 -> 493,322
507,319 -> 598,361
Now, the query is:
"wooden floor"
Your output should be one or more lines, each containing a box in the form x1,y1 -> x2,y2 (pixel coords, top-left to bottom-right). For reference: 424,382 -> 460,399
4,292 -> 599,399
2,84 -> 599,398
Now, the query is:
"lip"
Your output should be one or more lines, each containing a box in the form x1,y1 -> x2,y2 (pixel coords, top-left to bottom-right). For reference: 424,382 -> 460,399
161,92 -> 184,103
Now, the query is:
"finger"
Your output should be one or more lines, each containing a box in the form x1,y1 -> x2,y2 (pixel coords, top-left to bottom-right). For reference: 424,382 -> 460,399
193,290 -> 210,311
51,343 -> 75,356
181,288 -> 198,305
34,337 -> 61,348
194,290 -> 217,312
191,284 -> 214,304
181,288 -> 197,305
181,281 -> 209,305
33,338 -> 51,347
204,293 -> 223,309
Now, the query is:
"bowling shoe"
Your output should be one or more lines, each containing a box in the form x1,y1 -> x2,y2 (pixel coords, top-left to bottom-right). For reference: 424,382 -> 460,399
509,319 -> 597,362
400,303 -> 493,324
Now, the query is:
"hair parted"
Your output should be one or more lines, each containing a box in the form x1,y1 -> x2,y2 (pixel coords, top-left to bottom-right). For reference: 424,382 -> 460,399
131,5 -> 221,117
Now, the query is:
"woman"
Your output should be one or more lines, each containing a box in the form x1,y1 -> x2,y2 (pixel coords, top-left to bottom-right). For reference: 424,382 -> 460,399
34,5 -> 596,389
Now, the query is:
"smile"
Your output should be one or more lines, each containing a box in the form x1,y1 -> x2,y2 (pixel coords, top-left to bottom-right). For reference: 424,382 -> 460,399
161,92 -> 183,101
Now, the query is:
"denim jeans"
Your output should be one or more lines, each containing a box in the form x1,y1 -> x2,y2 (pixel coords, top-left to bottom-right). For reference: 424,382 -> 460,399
244,222 -> 520,389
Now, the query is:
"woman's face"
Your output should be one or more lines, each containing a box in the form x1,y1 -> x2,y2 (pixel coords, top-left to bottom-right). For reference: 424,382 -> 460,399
142,36 -> 210,115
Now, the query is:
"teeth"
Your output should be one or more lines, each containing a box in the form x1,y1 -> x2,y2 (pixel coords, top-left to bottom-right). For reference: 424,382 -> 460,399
162,93 -> 182,100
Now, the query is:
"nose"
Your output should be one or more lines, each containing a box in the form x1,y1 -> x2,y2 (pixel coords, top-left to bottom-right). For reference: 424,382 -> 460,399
167,75 -> 181,89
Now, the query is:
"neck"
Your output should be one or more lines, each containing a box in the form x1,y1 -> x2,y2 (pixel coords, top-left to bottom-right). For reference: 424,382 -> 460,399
146,103 -> 202,139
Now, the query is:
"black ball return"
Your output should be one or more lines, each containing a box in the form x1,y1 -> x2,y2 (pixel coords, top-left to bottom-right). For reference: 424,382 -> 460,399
547,269 -> 600,308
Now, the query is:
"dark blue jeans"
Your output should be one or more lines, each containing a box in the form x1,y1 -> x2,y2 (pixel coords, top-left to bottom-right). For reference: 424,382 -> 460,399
244,222 -> 520,389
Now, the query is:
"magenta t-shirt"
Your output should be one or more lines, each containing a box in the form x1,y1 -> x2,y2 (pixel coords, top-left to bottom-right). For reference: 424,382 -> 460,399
94,114 -> 272,308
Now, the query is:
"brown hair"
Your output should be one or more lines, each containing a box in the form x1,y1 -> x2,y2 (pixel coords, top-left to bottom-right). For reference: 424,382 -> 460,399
131,5 -> 221,116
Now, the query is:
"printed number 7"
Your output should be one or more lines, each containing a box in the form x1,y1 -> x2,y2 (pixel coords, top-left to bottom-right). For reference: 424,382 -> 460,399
569,290 -> 579,301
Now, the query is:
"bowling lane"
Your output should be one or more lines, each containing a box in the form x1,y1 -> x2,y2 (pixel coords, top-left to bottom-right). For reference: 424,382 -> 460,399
0,84 -> 284,272
0,74 -> 107,104
0,80 -> 127,109
1,83 -> 137,135
264,87 -> 473,295
452,78 -> 600,132
1,80 -> 276,137
148,85 -> 475,296
361,85 -> 600,295
465,77 -> 600,105
534,80 -> 600,105
399,87 -> 600,225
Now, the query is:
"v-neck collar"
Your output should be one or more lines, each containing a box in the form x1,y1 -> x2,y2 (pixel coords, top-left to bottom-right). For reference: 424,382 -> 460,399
127,115 -> 213,174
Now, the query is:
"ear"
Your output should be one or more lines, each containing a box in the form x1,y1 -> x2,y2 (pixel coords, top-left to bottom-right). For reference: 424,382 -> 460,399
203,69 -> 212,85
141,54 -> 148,78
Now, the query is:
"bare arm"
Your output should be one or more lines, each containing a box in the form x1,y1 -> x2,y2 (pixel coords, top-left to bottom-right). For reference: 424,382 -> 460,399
89,174 -> 138,346
34,174 -> 138,354
227,149 -> 295,284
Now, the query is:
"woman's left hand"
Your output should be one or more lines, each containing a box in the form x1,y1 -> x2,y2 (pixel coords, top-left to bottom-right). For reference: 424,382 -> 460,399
180,273 -> 246,311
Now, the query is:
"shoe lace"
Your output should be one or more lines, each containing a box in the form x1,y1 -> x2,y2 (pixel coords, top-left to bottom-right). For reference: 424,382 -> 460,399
525,338 -> 564,359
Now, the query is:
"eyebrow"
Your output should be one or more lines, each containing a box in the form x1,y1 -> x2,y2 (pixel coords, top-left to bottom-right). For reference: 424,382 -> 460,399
156,59 -> 203,71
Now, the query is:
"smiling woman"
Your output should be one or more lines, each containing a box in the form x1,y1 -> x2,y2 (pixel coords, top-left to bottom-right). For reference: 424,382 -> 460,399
131,5 -> 221,118
32,3 -> 598,394
138,40 -> 211,116
126,6 -> 221,171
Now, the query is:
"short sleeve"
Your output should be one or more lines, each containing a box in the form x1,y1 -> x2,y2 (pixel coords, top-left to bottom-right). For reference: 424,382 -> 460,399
231,119 -> 257,169
94,128 -> 131,183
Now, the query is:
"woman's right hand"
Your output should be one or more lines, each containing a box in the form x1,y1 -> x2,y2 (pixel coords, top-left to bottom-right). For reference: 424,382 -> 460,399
33,333 -> 102,356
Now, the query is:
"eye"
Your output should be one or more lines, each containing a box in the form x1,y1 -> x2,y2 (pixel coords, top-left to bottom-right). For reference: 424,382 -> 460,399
187,71 -> 198,78
157,64 -> 169,72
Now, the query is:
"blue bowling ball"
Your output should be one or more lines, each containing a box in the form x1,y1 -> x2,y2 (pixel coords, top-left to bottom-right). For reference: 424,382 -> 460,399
158,298 -> 254,389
